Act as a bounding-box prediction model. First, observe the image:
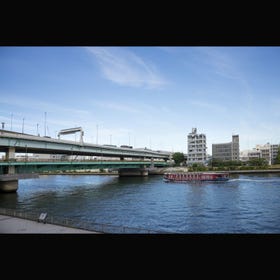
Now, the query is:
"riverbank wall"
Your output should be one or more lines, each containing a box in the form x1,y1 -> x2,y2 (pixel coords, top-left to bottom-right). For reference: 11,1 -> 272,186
38,167 -> 280,176
149,167 -> 280,175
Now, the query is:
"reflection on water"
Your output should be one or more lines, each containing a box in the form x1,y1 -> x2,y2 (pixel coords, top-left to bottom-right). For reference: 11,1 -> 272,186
1,173 -> 280,233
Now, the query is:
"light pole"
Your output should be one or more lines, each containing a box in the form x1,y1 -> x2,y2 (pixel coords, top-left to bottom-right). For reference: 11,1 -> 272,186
44,112 -> 47,137
96,124 -> 99,144
110,134 -> 112,145
22,118 -> 25,134
10,113 -> 13,131
37,123 -> 39,136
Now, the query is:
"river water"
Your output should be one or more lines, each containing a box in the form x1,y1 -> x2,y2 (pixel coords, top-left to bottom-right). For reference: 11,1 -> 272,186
1,173 -> 280,233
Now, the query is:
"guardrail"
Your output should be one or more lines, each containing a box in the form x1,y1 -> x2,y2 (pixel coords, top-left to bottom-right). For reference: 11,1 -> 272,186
0,159 -> 167,163
0,208 -> 168,234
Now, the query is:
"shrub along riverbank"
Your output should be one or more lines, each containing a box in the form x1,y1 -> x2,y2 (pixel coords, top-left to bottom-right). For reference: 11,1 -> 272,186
37,163 -> 280,175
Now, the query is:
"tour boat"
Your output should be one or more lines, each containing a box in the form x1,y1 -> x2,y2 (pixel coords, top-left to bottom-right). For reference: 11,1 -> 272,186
163,172 -> 229,183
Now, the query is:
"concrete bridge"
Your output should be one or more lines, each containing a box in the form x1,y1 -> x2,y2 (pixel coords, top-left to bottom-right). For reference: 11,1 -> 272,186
0,130 -> 173,192
0,159 -> 169,174
0,130 -> 171,159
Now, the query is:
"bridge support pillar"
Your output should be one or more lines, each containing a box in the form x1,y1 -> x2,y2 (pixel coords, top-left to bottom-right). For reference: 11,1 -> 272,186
118,168 -> 148,177
150,158 -> 154,168
0,178 -> 18,192
5,147 -> 16,174
0,174 -> 38,193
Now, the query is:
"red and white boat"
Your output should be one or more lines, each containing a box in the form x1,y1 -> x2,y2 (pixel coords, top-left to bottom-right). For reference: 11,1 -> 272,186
163,172 -> 229,183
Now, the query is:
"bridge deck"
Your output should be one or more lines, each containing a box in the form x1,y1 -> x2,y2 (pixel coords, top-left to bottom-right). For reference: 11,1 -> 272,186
0,130 -> 172,159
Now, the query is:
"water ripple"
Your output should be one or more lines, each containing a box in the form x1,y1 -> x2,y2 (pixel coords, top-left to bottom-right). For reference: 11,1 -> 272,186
1,173 -> 280,233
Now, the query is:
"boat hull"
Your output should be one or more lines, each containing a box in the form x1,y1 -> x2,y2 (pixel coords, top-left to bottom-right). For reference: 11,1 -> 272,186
163,172 -> 229,183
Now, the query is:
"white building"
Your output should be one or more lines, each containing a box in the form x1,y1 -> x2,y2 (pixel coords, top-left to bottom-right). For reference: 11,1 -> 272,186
240,143 -> 279,165
187,128 -> 207,165
271,144 -> 280,164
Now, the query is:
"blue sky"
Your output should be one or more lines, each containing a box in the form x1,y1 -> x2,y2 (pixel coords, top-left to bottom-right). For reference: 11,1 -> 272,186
0,46 -> 279,154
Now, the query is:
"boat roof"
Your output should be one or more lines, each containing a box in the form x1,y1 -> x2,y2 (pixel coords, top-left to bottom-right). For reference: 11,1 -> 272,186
164,171 -> 229,175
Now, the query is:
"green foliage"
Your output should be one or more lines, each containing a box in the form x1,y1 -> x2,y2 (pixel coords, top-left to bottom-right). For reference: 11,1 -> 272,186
172,152 -> 185,166
248,158 -> 268,167
209,157 -> 269,171
210,159 -> 243,167
189,163 -> 207,172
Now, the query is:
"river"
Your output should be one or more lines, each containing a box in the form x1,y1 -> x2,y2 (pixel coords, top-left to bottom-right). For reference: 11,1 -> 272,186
1,173 -> 280,233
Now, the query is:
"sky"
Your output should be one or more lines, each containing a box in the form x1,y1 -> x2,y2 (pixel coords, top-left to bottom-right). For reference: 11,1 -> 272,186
0,46 -> 279,154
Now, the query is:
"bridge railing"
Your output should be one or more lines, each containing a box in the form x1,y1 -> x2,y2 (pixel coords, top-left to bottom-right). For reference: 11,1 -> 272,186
0,158 -> 166,163
0,208 -> 169,234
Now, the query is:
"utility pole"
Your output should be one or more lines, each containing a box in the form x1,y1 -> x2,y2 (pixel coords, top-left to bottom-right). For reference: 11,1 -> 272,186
44,112 -> 47,137
10,113 -> 13,131
22,118 -> 25,133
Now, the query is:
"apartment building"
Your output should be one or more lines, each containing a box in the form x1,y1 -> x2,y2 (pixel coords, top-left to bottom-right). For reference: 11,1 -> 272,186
240,143 -> 279,165
212,135 -> 239,161
187,128 -> 207,165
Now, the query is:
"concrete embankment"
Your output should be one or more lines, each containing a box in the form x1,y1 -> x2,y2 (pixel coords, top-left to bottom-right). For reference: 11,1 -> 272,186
0,214 -> 98,233
228,169 -> 280,174
148,167 -> 189,175
148,167 -> 280,175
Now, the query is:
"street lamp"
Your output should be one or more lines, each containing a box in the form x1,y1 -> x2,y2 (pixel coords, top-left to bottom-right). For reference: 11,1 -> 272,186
44,112 -> 47,137
10,113 -> 13,131
22,118 -> 25,133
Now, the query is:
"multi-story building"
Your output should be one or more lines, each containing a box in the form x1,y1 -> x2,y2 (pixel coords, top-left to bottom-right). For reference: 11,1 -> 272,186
239,149 -> 263,162
247,150 -> 261,160
187,128 -> 207,165
240,143 -> 279,165
212,135 -> 239,161
271,144 -> 280,164
255,144 -> 270,164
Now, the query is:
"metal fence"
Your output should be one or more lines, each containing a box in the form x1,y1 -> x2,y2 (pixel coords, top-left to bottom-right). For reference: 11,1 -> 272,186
0,207 -> 168,234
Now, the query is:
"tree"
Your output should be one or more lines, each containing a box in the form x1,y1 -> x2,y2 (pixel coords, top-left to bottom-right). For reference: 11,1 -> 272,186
248,158 -> 268,167
191,163 -> 207,171
172,152 -> 185,166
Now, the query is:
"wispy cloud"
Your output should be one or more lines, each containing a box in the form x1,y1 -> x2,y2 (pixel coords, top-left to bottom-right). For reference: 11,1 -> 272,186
94,101 -> 143,114
195,47 -> 254,113
195,47 -> 241,80
86,47 -> 167,89
190,100 -> 227,114
0,94 -> 90,116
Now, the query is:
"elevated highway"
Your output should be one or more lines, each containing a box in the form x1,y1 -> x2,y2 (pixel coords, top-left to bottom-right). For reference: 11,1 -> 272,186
0,130 -> 173,192
0,130 -> 172,160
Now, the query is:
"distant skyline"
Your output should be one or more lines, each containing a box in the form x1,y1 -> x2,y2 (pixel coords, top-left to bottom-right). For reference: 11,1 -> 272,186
0,46 -> 279,154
